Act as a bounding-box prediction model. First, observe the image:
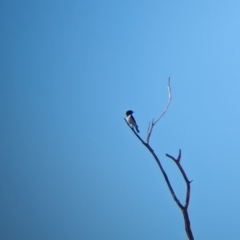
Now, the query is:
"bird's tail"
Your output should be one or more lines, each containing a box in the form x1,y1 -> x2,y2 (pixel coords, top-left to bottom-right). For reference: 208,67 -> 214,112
135,126 -> 140,133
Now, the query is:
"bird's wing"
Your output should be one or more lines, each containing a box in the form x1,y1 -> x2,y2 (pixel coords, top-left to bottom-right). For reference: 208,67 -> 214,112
131,115 -> 137,126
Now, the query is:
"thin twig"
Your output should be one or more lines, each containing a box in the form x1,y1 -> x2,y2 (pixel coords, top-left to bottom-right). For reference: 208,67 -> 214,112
146,77 -> 172,143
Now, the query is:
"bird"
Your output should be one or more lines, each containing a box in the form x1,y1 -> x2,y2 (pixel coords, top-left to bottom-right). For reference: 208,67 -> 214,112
126,110 -> 140,133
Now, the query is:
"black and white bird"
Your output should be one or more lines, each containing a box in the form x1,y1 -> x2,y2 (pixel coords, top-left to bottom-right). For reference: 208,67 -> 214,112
126,110 -> 140,133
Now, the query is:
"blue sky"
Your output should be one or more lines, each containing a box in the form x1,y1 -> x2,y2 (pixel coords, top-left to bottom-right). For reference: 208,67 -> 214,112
1,1 -> 240,239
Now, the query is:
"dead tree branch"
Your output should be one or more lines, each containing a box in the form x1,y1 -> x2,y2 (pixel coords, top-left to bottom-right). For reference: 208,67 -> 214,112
166,150 -> 194,240
146,77 -> 172,144
124,78 -> 194,240
124,119 -> 183,209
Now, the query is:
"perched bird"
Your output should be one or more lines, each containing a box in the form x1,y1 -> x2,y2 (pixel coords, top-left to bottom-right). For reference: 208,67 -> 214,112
126,110 -> 140,133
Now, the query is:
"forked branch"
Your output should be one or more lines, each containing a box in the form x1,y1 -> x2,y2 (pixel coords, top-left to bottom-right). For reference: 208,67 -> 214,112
124,119 -> 183,209
166,150 -> 193,209
166,151 -> 194,240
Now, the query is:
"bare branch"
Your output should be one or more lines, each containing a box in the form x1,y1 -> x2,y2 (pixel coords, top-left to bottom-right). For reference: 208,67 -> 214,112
145,144 -> 184,210
124,119 -> 184,209
165,150 -> 194,239
177,149 -> 181,162
182,210 -> 194,240
166,150 -> 192,209
124,118 -> 146,146
154,77 -> 172,125
146,76 -> 172,143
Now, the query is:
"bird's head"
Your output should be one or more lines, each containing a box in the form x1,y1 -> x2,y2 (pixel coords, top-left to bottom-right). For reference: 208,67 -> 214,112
126,110 -> 134,116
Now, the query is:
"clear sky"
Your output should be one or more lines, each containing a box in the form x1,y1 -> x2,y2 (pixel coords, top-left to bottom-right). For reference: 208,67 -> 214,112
1,1 -> 240,239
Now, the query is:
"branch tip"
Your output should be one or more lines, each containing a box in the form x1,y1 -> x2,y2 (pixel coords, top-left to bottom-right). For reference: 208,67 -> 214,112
168,76 -> 171,85
177,149 -> 182,161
